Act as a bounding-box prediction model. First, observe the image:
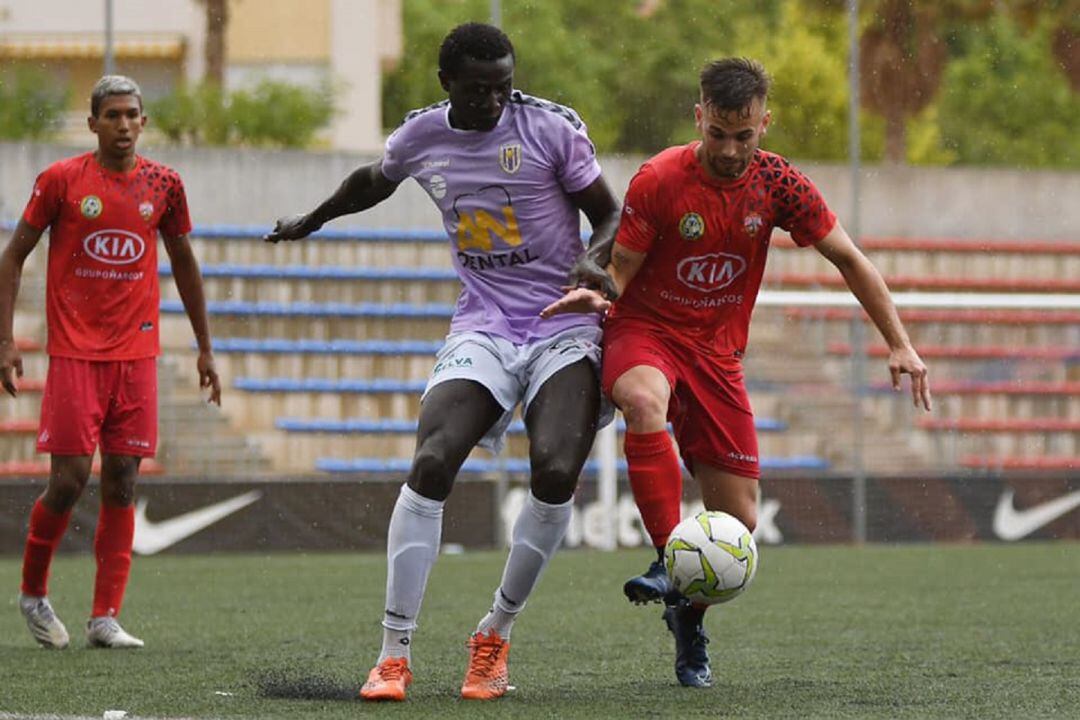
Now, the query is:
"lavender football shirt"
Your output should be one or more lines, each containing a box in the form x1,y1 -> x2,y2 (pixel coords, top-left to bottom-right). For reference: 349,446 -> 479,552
380,91 -> 602,343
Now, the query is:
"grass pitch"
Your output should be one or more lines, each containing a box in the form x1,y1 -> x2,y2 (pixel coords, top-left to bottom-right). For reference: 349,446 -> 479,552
1,543 -> 1078,719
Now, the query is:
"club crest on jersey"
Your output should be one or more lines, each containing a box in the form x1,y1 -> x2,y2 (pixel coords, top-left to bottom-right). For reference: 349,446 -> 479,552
499,143 -> 522,174
80,195 -> 103,219
678,212 -> 705,241
139,201 -> 154,220
743,212 -> 764,237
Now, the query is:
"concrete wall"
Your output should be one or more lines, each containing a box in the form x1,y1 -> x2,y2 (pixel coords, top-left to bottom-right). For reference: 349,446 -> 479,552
2,141 -> 1078,240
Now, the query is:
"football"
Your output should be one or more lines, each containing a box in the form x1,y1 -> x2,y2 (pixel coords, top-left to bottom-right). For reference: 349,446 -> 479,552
664,510 -> 758,605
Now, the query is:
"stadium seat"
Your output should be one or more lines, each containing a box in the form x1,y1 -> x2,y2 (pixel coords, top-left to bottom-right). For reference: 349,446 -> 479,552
209,338 -> 442,355
314,455 -> 830,474
275,416 -> 789,433
0,459 -> 165,477
959,456 -> 1078,470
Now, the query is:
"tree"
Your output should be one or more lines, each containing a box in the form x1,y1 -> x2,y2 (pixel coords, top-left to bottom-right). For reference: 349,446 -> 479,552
937,12 -> 1079,168
200,0 -> 230,86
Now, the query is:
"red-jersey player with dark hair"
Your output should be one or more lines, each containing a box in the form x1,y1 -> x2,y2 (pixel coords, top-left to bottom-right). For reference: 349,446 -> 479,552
0,75 -> 221,650
544,57 -> 931,687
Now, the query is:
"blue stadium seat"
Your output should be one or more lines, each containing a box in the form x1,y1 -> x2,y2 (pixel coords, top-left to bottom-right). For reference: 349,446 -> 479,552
209,338 -> 443,355
235,378 -> 427,393
161,300 -> 454,318
315,455 -> 830,473
161,264 -> 457,281
277,417 -> 788,433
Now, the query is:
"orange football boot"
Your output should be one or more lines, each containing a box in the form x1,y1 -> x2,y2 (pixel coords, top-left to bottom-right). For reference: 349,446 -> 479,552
460,629 -> 511,700
359,657 -> 412,701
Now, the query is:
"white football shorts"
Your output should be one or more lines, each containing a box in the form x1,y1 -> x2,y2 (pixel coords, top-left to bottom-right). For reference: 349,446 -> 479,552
423,325 -> 615,454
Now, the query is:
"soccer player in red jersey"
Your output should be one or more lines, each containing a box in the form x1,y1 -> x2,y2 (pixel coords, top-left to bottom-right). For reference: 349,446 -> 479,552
544,58 -> 931,687
0,75 -> 221,649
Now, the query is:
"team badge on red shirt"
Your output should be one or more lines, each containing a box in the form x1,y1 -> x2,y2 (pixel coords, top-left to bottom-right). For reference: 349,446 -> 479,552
499,143 -> 522,174
743,212 -> 763,237
139,201 -> 154,221
80,195 -> 103,219
678,212 -> 705,241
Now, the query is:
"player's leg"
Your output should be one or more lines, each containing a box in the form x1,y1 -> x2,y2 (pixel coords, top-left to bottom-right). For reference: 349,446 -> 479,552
662,362 -> 760,688
462,330 -> 601,700
88,358 -> 156,648
363,377 -> 503,701
20,356 -> 101,649
611,364 -> 684,604
86,452 -> 144,649
664,462 -> 757,688
19,454 -> 93,649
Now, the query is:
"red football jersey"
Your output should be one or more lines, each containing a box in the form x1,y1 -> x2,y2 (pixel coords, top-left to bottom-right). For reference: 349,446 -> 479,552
611,143 -> 836,357
22,152 -> 192,360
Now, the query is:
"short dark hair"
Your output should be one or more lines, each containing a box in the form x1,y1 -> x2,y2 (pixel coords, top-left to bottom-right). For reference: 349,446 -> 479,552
91,75 -> 143,117
438,22 -> 515,77
699,58 -> 771,113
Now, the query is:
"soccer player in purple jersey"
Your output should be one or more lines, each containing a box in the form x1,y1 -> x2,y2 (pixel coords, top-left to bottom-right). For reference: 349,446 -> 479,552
266,23 -> 620,701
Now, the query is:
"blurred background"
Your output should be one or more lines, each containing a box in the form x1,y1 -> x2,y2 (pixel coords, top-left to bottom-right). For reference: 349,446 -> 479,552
1,0 -> 1077,552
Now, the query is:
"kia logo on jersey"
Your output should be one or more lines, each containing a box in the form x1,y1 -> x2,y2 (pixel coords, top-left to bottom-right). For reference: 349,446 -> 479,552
677,252 -> 747,292
82,229 -> 146,265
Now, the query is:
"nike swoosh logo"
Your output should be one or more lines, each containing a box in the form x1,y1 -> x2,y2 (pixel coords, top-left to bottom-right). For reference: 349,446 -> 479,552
992,488 -> 1080,541
133,490 -> 263,555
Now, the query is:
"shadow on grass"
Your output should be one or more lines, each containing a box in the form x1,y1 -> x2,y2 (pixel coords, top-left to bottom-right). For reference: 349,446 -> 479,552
253,668 -> 358,702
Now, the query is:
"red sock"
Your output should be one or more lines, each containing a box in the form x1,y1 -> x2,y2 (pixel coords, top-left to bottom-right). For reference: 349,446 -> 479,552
21,499 -> 72,597
625,430 -> 683,549
92,503 -> 135,618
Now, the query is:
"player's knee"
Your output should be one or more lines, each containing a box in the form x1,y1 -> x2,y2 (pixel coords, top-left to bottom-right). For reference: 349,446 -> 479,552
529,454 -> 580,504
407,444 -> 456,501
42,476 -> 86,511
614,385 -> 667,430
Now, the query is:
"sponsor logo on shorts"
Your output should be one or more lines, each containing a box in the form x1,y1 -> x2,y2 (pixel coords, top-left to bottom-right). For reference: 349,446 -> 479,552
727,451 -> 758,464
82,229 -> 146,265
433,355 -> 474,375
676,252 -> 747,292
678,212 -> 705,241
139,201 -> 154,220
80,195 -> 103,219
37,429 -> 50,444
126,438 -> 152,449
140,321 -> 154,331
499,143 -> 522,174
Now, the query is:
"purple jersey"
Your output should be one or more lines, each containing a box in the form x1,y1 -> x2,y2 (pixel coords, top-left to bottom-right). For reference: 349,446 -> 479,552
381,91 -> 602,343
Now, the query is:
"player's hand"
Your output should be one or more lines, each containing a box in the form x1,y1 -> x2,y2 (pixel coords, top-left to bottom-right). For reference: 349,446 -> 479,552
198,350 -> 222,405
0,340 -> 23,398
264,213 -> 321,243
889,344 -> 931,411
539,287 -> 611,319
567,253 -> 619,301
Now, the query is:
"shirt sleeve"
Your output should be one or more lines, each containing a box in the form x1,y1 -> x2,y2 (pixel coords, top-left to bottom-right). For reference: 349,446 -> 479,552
380,123 -> 412,184
614,164 -> 661,253
552,114 -> 602,194
775,160 -> 836,247
22,164 -> 64,231
160,173 -> 193,238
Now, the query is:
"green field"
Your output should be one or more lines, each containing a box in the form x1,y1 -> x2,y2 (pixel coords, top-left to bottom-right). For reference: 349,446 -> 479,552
1,544 -> 1078,719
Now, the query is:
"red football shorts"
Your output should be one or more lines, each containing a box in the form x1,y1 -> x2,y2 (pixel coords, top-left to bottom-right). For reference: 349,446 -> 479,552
37,356 -> 158,457
601,318 -> 760,480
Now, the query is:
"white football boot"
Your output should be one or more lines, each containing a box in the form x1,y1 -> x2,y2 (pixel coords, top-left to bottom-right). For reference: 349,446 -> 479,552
19,593 -> 71,649
86,616 -> 145,649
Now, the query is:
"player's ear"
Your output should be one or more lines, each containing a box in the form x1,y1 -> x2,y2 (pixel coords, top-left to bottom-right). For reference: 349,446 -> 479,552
88,115 -> 98,134
760,109 -> 772,136
437,70 -> 451,93
694,103 -> 704,132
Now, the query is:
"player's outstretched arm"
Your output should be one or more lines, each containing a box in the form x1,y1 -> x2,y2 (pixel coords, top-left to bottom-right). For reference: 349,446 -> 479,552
814,223 -> 931,411
0,219 -> 45,397
163,233 -> 221,405
264,160 -> 401,243
568,176 -> 622,300
540,242 -> 647,318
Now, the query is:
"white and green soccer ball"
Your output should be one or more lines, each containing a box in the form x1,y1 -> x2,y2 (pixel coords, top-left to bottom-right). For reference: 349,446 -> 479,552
664,510 -> 758,605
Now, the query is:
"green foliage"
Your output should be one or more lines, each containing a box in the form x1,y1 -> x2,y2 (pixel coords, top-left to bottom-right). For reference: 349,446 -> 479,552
938,12 -> 1080,168
0,67 -> 69,140
149,80 -> 334,148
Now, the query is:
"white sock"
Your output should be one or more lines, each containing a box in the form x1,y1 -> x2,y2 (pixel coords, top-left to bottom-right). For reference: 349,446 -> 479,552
476,492 -> 572,640
378,484 -> 444,663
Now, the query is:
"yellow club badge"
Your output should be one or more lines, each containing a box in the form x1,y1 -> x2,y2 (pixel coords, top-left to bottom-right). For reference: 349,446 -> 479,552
80,195 -> 103,219
499,143 -> 522,174
678,212 -> 705,241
